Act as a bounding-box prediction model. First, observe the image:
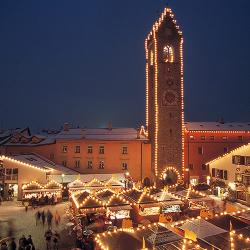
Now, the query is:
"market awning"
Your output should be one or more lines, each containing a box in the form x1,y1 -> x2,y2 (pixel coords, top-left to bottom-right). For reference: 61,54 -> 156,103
108,205 -> 132,211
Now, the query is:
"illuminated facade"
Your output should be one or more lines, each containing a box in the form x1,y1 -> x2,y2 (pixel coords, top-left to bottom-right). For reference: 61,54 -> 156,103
145,8 -> 184,180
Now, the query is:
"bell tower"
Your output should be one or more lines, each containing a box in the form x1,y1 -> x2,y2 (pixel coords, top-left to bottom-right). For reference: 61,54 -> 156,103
145,7 -> 184,181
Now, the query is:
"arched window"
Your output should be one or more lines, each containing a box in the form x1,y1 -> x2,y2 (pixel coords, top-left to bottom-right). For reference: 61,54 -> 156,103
163,45 -> 174,63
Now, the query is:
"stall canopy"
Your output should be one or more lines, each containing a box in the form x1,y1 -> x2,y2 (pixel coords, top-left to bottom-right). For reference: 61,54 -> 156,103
105,177 -> 124,189
78,196 -> 105,209
84,178 -> 105,189
43,180 -> 62,191
95,189 -> 116,204
68,178 -> 85,190
22,181 -> 44,192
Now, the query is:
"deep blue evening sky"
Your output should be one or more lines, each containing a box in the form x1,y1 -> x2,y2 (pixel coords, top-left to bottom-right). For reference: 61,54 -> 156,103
0,0 -> 249,130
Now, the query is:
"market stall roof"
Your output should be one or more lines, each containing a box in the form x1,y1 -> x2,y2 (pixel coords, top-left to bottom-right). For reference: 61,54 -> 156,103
74,191 -> 91,204
107,194 -> 130,207
171,190 -> 206,200
22,181 -> 44,192
108,205 -> 132,211
78,196 -> 105,209
180,219 -> 227,238
122,188 -> 158,204
95,189 -> 116,203
105,177 -> 124,188
84,178 -> 105,188
151,190 -> 179,202
43,180 -> 62,190
207,215 -> 250,231
67,178 -> 85,188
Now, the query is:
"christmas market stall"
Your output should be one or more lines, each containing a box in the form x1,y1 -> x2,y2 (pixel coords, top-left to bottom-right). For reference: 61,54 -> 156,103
22,181 -> 44,201
68,178 -> 85,194
104,177 -> 124,191
41,180 -> 63,203
95,223 -> 210,250
148,187 -> 184,222
84,178 -> 105,191
121,188 -> 161,224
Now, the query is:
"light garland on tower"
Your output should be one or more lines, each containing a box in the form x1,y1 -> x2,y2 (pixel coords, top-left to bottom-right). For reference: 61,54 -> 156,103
145,39 -> 149,128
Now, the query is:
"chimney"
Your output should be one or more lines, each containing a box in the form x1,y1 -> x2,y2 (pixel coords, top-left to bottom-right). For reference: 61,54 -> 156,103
108,122 -> 112,130
63,122 -> 70,131
137,128 -> 140,139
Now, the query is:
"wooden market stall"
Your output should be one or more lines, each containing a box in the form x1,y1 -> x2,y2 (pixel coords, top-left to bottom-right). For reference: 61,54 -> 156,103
68,178 -> 85,194
104,177 -> 124,191
22,181 -> 44,200
41,180 -> 63,203
121,188 -> 161,224
84,178 -> 105,191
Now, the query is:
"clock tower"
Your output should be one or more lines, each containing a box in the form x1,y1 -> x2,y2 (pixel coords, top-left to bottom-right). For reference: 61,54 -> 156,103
145,8 -> 184,182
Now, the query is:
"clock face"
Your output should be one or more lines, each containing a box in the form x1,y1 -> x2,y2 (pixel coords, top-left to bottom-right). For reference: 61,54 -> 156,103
162,90 -> 177,106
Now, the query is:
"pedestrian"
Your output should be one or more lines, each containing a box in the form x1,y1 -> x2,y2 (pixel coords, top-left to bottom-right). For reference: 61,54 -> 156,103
26,235 -> 35,249
9,237 -> 17,250
47,210 -> 53,229
0,242 -> 8,250
18,235 -> 27,250
24,201 -> 29,212
52,231 -> 60,250
41,210 -> 46,227
44,229 -> 52,250
54,211 -> 60,227
35,211 -> 41,226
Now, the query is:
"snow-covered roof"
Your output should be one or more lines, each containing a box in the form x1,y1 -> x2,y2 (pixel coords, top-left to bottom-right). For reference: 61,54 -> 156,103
54,128 -> 147,141
0,153 -> 79,174
185,122 -> 250,132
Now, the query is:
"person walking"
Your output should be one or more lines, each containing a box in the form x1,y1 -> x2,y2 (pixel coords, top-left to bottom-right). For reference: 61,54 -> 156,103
54,211 -> 60,227
52,231 -> 60,250
44,229 -> 52,250
18,235 -> 27,250
9,237 -> 17,250
35,211 -> 41,226
41,210 -> 46,227
0,242 -> 8,250
47,210 -> 53,229
24,201 -> 29,212
26,235 -> 35,250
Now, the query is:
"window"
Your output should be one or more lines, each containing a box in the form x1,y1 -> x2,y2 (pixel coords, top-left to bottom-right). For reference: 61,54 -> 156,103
210,136 -> 215,140
223,170 -> 228,180
122,162 -> 128,170
99,160 -> 104,169
238,136 -> 243,141
201,164 -> 207,171
150,50 -> 154,66
198,147 -> 203,155
62,160 -> 67,167
201,136 -> 205,140
87,160 -> 93,169
87,145 -> 93,154
5,168 -> 18,181
75,160 -> 80,168
189,135 -> 194,140
223,147 -> 228,153
62,145 -> 67,153
163,45 -> 174,63
122,146 -> 128,155
99,145 -> 105,154
188,164 -> 193,170
212,168 -> 215,177
246,156 -> 250,166
75,145 -> 80,153
222,136 -> 228,141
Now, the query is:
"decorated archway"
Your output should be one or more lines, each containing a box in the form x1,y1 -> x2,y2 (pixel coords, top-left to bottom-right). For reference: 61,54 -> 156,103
160,167 -> 182,187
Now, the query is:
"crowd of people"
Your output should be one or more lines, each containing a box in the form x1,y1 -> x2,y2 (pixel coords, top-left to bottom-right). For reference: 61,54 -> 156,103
0,235 -> 34,250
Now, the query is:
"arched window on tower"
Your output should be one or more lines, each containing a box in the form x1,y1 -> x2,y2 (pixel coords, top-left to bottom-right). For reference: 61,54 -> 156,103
163,45 -> 174,63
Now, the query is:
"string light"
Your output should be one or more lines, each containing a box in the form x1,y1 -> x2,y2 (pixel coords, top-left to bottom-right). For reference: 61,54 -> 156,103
0,155 -> 52,172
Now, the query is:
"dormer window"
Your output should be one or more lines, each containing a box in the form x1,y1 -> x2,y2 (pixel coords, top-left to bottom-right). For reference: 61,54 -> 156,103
163,45 -> 174,63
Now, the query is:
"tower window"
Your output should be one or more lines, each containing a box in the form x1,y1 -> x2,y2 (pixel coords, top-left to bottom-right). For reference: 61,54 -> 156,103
163,45 -> 174,63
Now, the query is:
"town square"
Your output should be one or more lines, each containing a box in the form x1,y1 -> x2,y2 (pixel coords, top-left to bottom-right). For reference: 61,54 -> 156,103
0,1 -> 250,249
